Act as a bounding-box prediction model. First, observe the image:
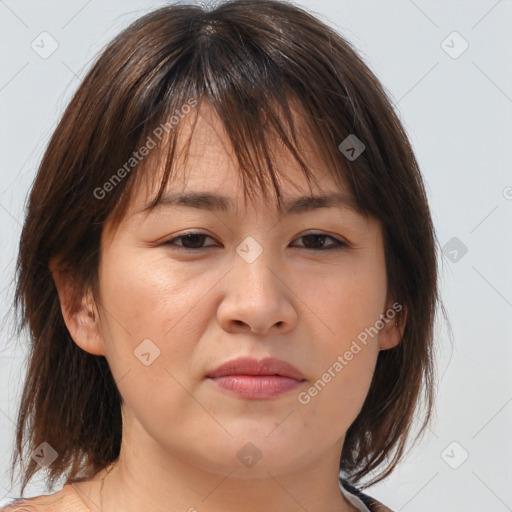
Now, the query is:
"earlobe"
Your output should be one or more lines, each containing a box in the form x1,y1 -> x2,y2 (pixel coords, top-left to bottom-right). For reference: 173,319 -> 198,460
49,257 -> 106,357
378,303 -> 407,351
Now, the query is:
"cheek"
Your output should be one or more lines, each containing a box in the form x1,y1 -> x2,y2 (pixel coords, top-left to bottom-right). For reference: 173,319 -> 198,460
297,291 -> 381,436
96,245 -> 238,404
294,256 -> 385,425
95,250 -> 209,429
301,256 -> 388,349
297,350 -> 378,444
98,247 -> 217,338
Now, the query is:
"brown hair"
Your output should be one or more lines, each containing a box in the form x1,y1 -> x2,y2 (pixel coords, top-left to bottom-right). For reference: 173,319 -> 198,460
8,0 -> 445,495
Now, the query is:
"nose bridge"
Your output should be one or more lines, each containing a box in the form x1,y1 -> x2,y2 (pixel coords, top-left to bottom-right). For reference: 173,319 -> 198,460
233,233 -> 280,299
217,234 -> 297,334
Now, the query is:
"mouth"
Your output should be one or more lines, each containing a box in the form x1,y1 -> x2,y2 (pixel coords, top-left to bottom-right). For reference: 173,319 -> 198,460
206,356 -> 306,399
207,356 -> 305,380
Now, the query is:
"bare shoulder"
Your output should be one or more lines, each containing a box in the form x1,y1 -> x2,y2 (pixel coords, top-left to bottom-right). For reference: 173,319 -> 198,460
1,499 -> 40,511
1,487 -> 69,511
1,504 -> 34,511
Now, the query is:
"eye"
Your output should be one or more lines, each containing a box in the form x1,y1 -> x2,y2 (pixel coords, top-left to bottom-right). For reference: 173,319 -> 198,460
162,231 -> 347,251
291,232 -> 347,251
162,232 -> 216,250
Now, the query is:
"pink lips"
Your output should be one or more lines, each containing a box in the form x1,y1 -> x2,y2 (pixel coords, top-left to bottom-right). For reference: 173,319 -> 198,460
207,356 -> 306,399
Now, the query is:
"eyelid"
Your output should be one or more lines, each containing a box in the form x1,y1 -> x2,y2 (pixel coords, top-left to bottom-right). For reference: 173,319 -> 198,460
161,229 -> 349,251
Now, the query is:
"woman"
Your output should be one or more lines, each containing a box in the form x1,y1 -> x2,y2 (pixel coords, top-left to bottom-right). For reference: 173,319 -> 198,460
3,1 -> 441,511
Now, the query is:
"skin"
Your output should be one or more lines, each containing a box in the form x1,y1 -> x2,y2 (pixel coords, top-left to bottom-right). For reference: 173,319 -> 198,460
52,101 -> 404,512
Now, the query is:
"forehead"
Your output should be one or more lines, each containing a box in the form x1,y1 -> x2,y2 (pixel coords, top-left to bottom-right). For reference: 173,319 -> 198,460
129,99 -> 354,218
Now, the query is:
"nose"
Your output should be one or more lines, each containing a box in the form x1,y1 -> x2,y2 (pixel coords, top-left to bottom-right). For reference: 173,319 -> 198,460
216,247 -> 297,336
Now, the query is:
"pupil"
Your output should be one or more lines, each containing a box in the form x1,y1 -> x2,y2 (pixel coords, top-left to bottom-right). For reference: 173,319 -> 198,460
304,235 -> 324,249
180,234 -> 327,249
183,234 -> 204,248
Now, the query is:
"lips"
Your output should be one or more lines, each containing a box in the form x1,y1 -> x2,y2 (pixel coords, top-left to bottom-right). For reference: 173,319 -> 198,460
207,356 -> 305,381
206,356 -> 306,399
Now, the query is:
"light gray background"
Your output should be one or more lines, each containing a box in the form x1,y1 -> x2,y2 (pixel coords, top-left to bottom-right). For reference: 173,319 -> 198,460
1,1 -> 511,511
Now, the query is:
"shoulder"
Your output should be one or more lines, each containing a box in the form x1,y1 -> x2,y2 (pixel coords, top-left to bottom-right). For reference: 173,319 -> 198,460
0,484 -> 79,512
1,495 -> 59,511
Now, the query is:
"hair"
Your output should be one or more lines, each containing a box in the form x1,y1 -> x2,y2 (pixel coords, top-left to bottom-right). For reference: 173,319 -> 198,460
8,0 -> 446,496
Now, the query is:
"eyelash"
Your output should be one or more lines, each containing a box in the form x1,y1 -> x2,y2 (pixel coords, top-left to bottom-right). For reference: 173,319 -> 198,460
161,231 -> 347,252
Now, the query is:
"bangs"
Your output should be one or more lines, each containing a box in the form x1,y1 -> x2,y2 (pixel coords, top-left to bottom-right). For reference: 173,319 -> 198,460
107,91 -> 362,235
102,8 -> 370,233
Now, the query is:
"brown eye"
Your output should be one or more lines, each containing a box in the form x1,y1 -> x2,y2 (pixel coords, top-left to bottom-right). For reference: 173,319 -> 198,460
163,233 -> 217,250
162,231 -> 346,252
291,233 -> 346,251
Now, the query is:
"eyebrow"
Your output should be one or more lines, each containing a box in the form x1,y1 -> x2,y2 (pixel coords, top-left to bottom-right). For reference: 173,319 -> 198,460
139,191 -> 362,217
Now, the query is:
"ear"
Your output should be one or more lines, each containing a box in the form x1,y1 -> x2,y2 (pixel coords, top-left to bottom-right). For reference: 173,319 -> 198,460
49,256 -> 106,356
377,301 -> 407,351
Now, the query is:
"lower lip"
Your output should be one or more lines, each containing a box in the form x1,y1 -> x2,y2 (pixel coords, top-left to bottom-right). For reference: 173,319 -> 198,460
208,375 -> 304,399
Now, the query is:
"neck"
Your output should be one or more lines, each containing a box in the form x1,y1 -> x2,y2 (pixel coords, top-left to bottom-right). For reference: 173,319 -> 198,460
72,420 -> 359,512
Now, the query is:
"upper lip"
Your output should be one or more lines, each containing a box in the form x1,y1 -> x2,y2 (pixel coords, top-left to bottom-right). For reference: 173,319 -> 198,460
207,356 -> 305,381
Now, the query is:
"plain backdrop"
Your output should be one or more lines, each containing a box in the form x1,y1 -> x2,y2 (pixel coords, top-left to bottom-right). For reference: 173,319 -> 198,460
0,1 -> 511,511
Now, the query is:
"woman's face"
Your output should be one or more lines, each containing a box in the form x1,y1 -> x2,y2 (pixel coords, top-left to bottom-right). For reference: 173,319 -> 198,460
74,101 -> 401,478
